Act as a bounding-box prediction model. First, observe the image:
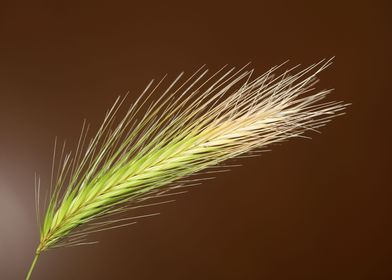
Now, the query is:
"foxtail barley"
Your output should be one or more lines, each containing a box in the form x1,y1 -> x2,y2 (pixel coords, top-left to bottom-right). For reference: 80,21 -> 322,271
26,59 -> 346,279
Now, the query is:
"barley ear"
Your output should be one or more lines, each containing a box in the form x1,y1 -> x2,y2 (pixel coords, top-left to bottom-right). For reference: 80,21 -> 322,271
26,59 -> 347,279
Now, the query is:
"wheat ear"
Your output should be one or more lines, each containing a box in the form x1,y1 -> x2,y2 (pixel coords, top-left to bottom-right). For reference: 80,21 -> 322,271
26,59 -> 346,279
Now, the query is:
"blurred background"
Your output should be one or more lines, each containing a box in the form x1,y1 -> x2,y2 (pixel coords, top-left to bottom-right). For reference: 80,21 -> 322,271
0,1 -> 390,279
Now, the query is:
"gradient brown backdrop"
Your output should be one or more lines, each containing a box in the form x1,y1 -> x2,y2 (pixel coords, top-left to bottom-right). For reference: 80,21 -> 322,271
0,1 -> 391,279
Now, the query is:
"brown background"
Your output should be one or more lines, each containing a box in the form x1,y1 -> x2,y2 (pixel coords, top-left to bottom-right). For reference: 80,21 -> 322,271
0,1 -> 391,279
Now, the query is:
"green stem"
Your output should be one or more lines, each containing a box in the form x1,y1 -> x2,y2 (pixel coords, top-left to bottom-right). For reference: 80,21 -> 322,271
26,251 -> 40,280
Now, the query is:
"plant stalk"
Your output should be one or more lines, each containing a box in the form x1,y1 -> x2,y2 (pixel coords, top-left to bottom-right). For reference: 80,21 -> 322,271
26,251 -> 40,280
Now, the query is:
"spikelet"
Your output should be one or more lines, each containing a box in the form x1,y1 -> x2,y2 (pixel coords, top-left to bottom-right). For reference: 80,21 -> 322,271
27,59 -> 346,279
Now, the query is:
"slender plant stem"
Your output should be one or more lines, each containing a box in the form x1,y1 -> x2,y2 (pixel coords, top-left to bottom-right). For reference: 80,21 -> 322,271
26,251 -> 40,280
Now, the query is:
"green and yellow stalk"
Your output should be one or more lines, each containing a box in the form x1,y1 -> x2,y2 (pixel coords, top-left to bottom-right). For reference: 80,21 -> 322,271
27,59 -> 346,279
